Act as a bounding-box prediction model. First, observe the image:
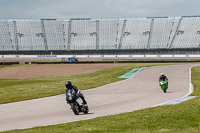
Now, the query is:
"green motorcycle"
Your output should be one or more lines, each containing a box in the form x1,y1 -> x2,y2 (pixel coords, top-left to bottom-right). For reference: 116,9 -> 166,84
160,80 -> 168,93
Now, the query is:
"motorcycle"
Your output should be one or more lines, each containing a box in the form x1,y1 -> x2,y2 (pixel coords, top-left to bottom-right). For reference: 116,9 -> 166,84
66,89 -> 89,115
160,80 -> 168,93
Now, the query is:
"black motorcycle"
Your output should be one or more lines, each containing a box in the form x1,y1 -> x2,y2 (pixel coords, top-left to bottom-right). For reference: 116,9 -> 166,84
66,89 -> 89,115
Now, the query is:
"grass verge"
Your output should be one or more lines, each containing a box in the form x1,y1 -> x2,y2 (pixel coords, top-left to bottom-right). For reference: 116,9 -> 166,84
0,64 -> 20,69
1,63 -> 200,133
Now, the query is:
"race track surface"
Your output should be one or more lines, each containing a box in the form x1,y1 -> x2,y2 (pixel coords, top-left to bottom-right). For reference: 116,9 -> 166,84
0,64 -> 199,131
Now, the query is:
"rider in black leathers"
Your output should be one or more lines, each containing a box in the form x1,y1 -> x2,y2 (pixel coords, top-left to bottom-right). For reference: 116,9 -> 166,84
65,81 -> 87,105
159,73 -> 168,84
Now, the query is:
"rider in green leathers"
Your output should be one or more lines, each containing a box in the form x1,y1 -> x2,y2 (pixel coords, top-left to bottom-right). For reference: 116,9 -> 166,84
159,73 -> 168,93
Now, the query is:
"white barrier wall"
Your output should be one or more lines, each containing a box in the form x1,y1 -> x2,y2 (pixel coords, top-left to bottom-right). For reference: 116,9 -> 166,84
160,55 -> 173,57
189,55 -> 200,57
1,54 -> 200,58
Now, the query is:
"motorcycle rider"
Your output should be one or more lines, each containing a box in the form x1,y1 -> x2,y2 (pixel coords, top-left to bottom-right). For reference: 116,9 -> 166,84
159,73 -> 168,84
65,81 -> 87,106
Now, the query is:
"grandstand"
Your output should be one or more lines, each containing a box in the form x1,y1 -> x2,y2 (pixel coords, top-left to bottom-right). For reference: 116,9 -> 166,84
1,16 -> 200,55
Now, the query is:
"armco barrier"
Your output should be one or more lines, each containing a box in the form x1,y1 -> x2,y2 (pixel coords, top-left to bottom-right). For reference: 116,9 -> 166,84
1,60 -> 200,65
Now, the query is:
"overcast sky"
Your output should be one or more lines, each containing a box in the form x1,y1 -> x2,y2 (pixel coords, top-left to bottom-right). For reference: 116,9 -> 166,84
0,0 -> 200,19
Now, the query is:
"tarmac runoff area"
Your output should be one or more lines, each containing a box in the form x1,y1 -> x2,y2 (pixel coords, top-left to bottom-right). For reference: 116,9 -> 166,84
0,64 -> 199,132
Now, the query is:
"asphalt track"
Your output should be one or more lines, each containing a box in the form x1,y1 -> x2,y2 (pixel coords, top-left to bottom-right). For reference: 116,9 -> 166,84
0,64 -> 199,132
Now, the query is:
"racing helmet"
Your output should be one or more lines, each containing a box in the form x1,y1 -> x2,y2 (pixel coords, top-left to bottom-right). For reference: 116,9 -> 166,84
161,73 -> 164,76
65,81 -> 72,89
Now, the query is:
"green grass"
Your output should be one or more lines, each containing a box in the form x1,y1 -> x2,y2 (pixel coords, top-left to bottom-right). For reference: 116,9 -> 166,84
0,64 -> 20,69
0,63 -> 186,104
1,63 -> 200,133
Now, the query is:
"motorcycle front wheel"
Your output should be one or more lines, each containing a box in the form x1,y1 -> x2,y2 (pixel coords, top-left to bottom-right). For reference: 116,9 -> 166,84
71,102 -> 79,115
164,87 -> 167,93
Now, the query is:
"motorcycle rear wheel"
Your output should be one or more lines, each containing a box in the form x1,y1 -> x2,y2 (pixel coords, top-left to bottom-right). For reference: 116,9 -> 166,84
83,106 -> 89,114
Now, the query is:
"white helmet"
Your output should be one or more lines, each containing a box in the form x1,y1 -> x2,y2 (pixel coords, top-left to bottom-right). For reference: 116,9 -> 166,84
161,73 -> 164,76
